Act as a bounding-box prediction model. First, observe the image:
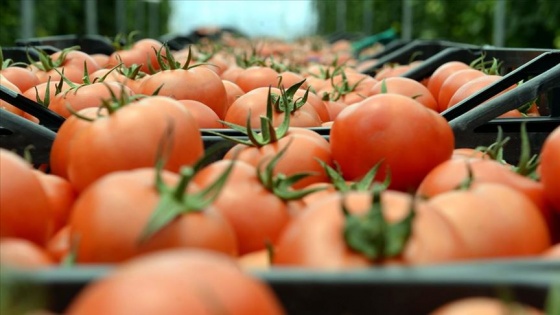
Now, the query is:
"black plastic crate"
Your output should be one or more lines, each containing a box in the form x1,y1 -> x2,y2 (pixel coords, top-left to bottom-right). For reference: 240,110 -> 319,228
3,259 -> 558,314
15,34 -> 115,56
360,39 -> 480,76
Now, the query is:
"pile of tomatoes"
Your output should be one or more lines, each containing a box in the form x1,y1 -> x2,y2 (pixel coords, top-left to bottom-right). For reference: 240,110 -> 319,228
1,33 -> 559,314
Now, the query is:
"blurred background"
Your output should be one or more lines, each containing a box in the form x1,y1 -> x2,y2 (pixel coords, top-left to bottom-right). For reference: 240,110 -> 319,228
0,0 -> 559,48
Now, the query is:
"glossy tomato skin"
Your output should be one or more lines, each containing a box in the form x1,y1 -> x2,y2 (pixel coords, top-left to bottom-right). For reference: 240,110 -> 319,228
69,168 -> 238,264
66,96 -> 203,193
369,77 -> 438,111
540,126 -> 560,214
0,149 -> 55,246
426,61 -> 471,112
424,183 -> 551,259
272,191 -> 404,269
429,297 -> 544,315
140,67 -> 229,119
193,160 -> 291,255
0,237 -> 54,269
224,127 -> 333,189
330,93 -> 454,192
66,250 -> 286,315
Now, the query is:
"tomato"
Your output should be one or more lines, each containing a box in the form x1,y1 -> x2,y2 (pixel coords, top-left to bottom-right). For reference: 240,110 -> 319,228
423,182 -> 550,259
193,160 -> 291,255
426,61 -> 471,112
429,297 -> 543,315
0,76 -> 24,116
318,72 -> 377,105
45,225 -> 71,263
0,149 -> 55,245
273,190 -> 408,268
33,170 -> 76,232
69,168 -> 238,263
0,237 -> 54,269
49,81 -> 134,119
224,127 -> 333,189
140,65 -> 229,119
437,68 -> 486,110
235,66 -> 280,93
330,93 -> 454,192
177,99 -> 224,129
66,96 -> 204,193
446,75 -> 518,118
222,79 -> 246,110
30,49 -> 100,83
224,86 -> 322,128
540,126 -> 560,214
369,77 -> 438,111
0,65 -> 40,93
66,250 -> 285,315
49,107 -> 102,179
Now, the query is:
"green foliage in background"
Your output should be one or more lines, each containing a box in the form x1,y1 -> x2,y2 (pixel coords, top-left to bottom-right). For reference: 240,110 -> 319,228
0,0 -> 170,46
315,0 -> 560,49
0,0 -> 558,49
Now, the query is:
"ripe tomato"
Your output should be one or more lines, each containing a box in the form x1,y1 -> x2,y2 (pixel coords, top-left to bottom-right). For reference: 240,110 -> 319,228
330,93 -> 454,192
66,96 -> 204,193
140,65 -> 229,119
0,237 -> 54,269
49,81 -> 134,119
69,168 -> 238,263
32,170 -> 76,233
437,68 -> 486,110
369,77 -> 438,111
0,65 -> 40,93
0,149 -> 55,245
66,250 -> 285,315
429,297 -> 543,315
426,61 -> 471,112
224,86 -> 322,128
178,99 -> 224,129
423,182 -> 550,259
224,127 -> 333,189
193,159 -> 291,254
235,66 -> 280,93
540,126 -> 560,214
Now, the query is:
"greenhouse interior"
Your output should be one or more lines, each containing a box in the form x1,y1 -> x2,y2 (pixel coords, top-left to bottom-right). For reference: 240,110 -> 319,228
1,1 -> 559,314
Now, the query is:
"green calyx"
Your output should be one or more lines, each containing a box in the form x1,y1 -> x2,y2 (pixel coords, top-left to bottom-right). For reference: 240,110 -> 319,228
317,159 -> 391,193
138,140 -> 236,244
470,53 -> 502,75
343,189 -> 415,262
512,122 -> 540,179
327,71 -> 366,102
207,79 -> 309,148
27,45 -> 80,72
256,139 -> 326,201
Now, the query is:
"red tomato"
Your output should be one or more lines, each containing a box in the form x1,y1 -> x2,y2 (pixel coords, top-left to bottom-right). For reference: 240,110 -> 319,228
224,86 -> 322,128
426,61 -> 471,112
429,297 -> 543,315
49,81 -> 134,118
224,127 -> 333,189
0,149 -> 55,245
69,168 -> 238,263
66,250 -> 285,315
193,160 -> 291,254
140,66 -> 229,119
540,126 -> 560,213
0,237 -> 54,269
369,77 -> 438,111
235,66 -> 280,93
0,65 -> 40,93
33,170 -> 76,232
66,96 -> 204,193
178,99 -> 224,129
437,68 -> 486,110
330,93 -> 454,192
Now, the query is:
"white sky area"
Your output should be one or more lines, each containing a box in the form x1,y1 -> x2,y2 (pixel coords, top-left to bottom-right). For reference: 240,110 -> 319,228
168,0 -> 319,40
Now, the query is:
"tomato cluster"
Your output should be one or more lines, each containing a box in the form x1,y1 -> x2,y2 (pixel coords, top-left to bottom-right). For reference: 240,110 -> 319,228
1,33 -> 558,313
